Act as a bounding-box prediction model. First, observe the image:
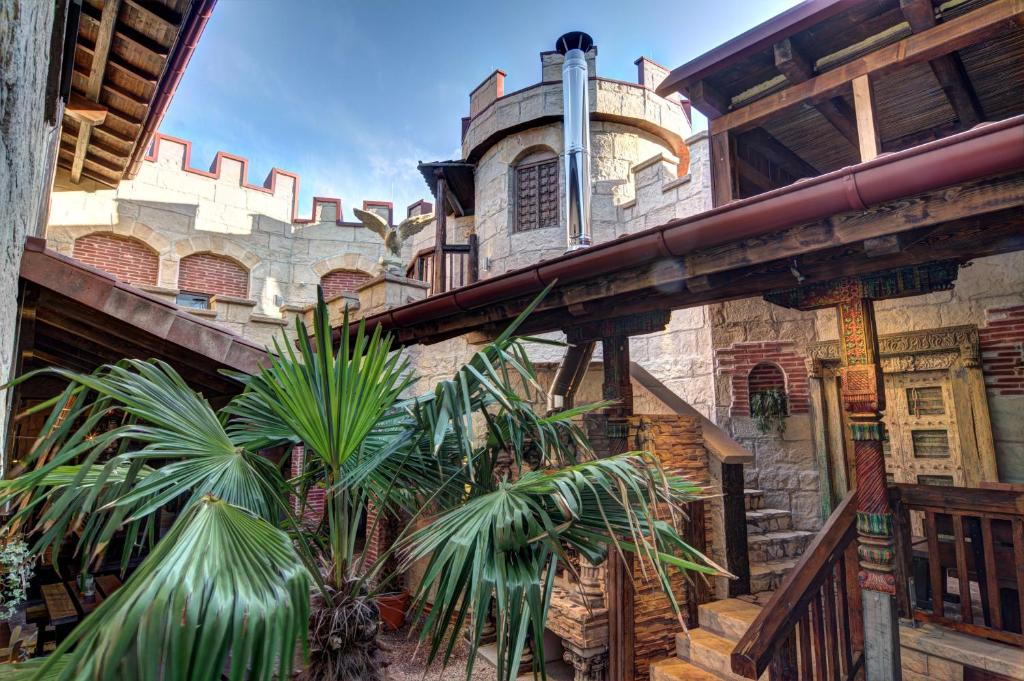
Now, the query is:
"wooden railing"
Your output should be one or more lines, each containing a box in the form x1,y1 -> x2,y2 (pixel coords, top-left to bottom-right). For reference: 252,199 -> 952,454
731,492 -> 864,680
406,235 -> 478,295
891,482 -> 1024,647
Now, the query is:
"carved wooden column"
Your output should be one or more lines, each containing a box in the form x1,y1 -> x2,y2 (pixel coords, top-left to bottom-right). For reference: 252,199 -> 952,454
602,334 -> 635,681
765,261 -> 961,681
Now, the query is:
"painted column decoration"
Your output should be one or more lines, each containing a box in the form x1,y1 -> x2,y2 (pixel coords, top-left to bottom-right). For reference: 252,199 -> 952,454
765,260 -> 960,681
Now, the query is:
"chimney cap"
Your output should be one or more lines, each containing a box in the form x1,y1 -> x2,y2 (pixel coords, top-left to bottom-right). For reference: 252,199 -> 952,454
555,31 -> 594,55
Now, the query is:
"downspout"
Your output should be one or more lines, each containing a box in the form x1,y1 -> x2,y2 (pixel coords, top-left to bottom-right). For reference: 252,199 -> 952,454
546,341 -> 595,412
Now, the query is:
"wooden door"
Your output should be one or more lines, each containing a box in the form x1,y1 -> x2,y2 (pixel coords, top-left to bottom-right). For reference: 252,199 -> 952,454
882,371 -> 965,489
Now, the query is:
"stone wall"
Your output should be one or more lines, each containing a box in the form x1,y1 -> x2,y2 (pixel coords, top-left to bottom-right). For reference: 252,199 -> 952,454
0,0 -> 57,469
46,133 -> 408,346
815,253 -> 1024,483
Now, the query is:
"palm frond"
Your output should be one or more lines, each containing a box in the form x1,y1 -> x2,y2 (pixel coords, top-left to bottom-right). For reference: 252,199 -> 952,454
400,453 -> 721,681
21,496 -> 310,681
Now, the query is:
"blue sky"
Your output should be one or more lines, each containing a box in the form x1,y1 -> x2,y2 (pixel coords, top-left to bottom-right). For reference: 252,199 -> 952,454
160,0 -> 798,221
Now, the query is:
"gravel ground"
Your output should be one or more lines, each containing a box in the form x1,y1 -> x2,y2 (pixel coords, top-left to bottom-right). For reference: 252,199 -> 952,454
380,625 -> 497,681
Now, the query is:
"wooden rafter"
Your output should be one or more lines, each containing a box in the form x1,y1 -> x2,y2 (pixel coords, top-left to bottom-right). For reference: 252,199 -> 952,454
852,75 -> 880,161
741,127 -> 819,178
900,0 -> 985,128
71,0 -> 121,184
710,0 -> 1023,135
773,38 -> 859,146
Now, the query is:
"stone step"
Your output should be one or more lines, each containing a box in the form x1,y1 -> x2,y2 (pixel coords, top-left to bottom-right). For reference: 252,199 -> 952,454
750,558 -> 797,593
747,530 -> 815,563
697,598 -> 763,642
677,629 -> 767,681
649,658 -> 723,681
744,489 -> 764,511
745,508 -> 792,535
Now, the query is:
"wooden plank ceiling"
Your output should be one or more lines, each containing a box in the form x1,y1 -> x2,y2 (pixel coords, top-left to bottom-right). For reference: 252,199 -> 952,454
673,0 -> 1024,199
59,0 -> 192,187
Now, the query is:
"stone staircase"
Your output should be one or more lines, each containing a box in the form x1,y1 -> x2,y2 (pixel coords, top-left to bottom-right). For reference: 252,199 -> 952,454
649,599 -> 763,681
743,489 -> 814,594
647,492 -> 813,680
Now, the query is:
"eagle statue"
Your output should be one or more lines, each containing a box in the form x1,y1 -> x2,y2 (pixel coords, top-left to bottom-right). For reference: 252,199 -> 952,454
352,207 -> 433,260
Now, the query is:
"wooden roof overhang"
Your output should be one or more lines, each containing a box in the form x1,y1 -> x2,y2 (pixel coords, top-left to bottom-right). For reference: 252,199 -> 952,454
418,161 -> 476,217
17,237 -> 268,402
340,116 -> 1024,347
59,0 -> 216,187
656,0 -> 1024,199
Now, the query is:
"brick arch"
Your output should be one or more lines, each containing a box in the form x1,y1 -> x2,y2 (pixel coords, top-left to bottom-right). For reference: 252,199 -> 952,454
178,252 -> 250,299
716,341 -> 810,418
73,233 -> 159,286
60,223 -> 172,258
173,235 -> 260,271
747,362 -> 788,414
320,269 -> 372,298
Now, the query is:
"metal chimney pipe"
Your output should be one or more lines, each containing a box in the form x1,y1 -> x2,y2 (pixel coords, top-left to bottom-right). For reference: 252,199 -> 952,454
556,31 -> 594,252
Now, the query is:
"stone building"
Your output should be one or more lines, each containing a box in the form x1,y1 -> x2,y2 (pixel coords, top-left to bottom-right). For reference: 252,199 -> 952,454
45,132 -> 418,347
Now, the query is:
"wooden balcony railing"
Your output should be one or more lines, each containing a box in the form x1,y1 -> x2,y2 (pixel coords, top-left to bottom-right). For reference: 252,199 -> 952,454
406,235 -> 478,295
731,492 -> 864,680
891,482 -> 1024,647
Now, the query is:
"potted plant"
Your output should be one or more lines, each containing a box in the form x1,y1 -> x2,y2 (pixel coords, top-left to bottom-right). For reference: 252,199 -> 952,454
375,590 -> 409,631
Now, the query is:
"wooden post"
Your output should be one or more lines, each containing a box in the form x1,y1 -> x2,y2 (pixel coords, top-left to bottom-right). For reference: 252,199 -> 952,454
602,334 -> 635,681
852,75 -> 880,162
432,173 -> 448,294
763,263 -> 964,681
723,462 -> 751,596
467,233 -> 480,284
710,131 -> 735,207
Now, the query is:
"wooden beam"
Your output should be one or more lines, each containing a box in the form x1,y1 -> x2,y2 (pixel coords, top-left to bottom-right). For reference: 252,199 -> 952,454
742,127 -> 819,178
773,38 -> 858,146
431,175 -> 448,294
64,92 -> 107,126
688,79 -> 730,119
736,157 -> 774,194
852,75 -> 880,162
710,131 -> 735,207
710,0 -> 1022,135
900,0 -> 985,128
71,0 -> 120,183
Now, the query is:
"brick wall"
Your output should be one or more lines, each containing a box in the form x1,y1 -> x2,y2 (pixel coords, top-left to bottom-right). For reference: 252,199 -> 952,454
980,305 -> 1024,396
629,415 -> 712,680
716,341 -> 809,417
178,252 -> 249,298
72,233 -> 159,286
289,445 -> 325,527
320,268 -> 372,299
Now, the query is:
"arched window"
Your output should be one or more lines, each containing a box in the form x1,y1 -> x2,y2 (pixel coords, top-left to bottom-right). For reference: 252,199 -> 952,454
72,233 -> 159,287
320,269 -> 372,299
177,253 -> 249,309
512,149 -> 559,233
747,362 -> 788,432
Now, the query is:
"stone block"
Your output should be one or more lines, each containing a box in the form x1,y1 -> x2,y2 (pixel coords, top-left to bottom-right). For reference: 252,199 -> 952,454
902,648 -> 929,675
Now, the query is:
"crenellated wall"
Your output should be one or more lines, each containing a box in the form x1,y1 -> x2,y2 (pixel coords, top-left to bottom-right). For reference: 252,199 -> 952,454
46,133 -> 425,347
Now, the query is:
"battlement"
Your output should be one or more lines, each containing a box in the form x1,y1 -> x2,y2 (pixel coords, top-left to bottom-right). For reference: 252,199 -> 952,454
144,133 -> 404,226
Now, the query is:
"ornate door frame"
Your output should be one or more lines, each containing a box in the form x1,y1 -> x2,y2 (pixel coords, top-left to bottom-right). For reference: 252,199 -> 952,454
808,324 -> 998,510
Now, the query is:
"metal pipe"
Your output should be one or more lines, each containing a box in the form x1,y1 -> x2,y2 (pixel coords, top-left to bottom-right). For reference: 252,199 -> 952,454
547,341 -> 595,412
557,31 -> 594,252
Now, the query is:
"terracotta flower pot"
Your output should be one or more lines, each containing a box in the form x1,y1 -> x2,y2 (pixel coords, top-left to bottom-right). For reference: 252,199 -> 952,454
376,591 -> 409,631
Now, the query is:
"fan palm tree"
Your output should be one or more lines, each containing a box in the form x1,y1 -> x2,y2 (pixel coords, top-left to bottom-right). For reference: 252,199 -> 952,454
0,288 -> 722,681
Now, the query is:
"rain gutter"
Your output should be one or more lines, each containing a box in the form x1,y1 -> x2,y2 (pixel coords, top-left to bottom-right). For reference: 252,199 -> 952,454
350,116 -> 1024,344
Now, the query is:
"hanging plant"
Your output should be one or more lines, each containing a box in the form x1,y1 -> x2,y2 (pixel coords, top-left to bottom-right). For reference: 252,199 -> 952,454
750,388 -> 788,435
0,538 -> 33,620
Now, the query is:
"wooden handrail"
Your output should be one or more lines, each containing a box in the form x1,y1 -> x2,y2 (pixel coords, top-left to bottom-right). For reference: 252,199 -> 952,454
731,491 -> 861,680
